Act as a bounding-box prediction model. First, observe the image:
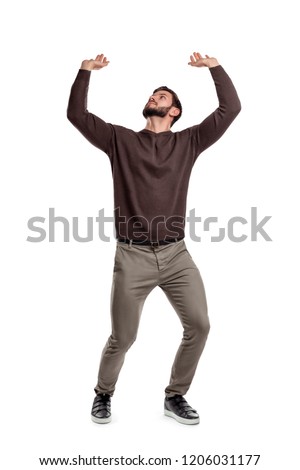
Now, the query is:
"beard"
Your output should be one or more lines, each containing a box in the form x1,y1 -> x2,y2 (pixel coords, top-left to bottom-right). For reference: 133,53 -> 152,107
142,104 -> 173,119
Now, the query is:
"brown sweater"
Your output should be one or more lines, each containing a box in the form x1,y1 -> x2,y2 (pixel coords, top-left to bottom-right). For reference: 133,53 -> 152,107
67,66 -> 241,241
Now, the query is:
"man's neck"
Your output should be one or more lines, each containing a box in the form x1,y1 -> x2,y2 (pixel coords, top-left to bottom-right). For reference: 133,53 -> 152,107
144,117 -> 172,133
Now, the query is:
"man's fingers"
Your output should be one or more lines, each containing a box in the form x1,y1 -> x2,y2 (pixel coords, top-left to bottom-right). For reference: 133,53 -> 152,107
93,53 -> 109,67
194,51 -> 203,59
96,53 -> 105,61
190,51 -> 204,62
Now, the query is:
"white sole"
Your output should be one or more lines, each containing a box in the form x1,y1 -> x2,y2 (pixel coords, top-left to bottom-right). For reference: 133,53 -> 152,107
91,415 -> 112,424
164,409 -> 200,425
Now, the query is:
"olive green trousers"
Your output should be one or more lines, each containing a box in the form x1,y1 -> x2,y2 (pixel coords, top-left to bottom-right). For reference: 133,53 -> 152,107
94,239 -> 210,397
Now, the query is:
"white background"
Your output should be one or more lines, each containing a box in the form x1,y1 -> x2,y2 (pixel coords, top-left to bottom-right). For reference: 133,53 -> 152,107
1,0 -> 299,468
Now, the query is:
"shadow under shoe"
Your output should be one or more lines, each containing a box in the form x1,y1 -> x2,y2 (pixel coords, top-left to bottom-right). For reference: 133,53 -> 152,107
164,394 -> 199,425
91,393 -> 111,424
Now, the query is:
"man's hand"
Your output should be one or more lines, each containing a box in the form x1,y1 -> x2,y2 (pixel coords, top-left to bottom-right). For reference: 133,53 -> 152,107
80,54 -> 110,71
188,52 -> 219,68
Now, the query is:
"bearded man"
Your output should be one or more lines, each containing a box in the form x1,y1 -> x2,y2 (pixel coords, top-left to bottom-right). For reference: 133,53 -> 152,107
67,51 -> 241,425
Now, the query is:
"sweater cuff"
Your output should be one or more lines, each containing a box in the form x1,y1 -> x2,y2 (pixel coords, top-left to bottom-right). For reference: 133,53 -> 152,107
208,64 -> 223,73
76,68 -> 92,81
208,64 -> 226,78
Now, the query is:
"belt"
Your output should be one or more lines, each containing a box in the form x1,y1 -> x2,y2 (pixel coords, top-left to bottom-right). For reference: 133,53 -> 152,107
117,237 -> 184,247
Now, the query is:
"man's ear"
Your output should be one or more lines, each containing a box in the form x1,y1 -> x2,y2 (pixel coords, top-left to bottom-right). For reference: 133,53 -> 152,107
170,107 -> 180,117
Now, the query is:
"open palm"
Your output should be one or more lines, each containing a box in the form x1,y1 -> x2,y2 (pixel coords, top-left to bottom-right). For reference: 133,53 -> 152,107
81,54 -> 110,71
188,52 -> 218,68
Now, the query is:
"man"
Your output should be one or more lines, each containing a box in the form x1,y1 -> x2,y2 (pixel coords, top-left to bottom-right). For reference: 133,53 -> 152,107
67,51 -> 241,425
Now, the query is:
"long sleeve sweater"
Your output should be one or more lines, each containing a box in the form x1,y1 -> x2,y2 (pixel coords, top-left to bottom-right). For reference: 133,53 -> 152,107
67,65 -> 241,241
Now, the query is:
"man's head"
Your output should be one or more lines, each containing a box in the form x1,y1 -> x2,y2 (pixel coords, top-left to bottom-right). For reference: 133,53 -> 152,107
143,86 -> 182,128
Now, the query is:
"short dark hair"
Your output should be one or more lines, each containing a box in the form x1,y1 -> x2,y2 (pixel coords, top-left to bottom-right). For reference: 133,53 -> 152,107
152,86 -> 182,127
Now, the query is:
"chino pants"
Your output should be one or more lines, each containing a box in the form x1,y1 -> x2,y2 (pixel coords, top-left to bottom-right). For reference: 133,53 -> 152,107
94,238 -> 210,397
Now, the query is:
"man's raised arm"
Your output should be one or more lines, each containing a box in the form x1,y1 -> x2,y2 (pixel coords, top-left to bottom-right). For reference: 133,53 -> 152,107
188,52 -> 241,156
67,54 -> 113,154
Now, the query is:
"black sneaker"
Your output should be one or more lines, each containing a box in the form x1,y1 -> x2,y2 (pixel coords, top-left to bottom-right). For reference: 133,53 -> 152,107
164,394 -> 199,425
91,393 -> 111,424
